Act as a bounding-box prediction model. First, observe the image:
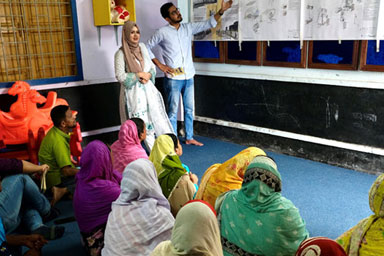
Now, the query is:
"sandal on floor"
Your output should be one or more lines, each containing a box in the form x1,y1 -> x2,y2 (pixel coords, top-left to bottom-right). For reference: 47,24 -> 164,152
32,225 -> 65,240
43,207 -> 61,223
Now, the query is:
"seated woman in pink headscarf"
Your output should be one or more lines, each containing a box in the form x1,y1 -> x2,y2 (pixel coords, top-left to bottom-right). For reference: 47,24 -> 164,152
111,118 -> 148,173
73,140 -> 122,256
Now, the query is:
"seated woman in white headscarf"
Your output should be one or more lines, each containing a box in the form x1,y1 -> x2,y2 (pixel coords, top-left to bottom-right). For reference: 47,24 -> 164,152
151,200 -> 223,256
101,159 -> 174,256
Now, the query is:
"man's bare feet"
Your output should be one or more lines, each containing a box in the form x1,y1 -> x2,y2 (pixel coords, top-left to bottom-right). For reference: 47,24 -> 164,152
51,186 -> 68,206
185,139 -> 204,146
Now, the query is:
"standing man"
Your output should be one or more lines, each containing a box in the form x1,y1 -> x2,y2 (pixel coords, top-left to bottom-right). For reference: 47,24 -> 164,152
146,0 -> 233,146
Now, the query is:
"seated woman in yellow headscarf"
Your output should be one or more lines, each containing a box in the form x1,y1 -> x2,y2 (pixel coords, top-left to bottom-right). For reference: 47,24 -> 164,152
336,173 -> 384,256
149,134 -> 198,216
195,147 -> 266,207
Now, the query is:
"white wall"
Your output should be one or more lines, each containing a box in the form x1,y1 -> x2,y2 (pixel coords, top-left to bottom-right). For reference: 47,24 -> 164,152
2,0 -> 383,92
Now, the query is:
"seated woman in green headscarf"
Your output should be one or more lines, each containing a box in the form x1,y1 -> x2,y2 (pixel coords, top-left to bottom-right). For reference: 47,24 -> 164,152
149,134 -> 198,216
216,155 -> 309,256
336,173 -> 384,256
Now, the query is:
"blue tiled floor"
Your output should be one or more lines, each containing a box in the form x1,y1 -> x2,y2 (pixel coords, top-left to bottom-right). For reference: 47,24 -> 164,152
41,135 -> 378,255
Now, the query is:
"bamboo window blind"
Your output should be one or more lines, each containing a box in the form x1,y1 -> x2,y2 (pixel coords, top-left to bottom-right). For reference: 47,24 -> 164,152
0,0 -> 78,82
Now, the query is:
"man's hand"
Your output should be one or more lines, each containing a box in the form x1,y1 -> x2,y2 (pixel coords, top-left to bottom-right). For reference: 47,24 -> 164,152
158,63 -> 174,75
22,161 -> 49,175
23,234 -> 47,249
40,164 -> 49,175
24,248 -> 42,256
61,165 -> 79,177
152,58 -> 174,76
6,234 -> 47,249
214,0 -> 233,21
221,0 -> 233,13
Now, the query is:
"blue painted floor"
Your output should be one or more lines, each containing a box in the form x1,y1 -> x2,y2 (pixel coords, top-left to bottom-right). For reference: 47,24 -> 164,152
42,135 -> 378,255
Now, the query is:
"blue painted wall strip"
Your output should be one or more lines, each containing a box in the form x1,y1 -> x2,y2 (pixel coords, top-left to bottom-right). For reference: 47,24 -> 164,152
70,0 -> 84,82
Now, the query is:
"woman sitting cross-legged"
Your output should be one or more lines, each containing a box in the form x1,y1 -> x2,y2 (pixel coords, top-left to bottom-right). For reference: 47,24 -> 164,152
102,158 -> 174,256
216,155 -> 309,256
73,140 -> 122,256
149,134 -> 198,216
111,118 -> 148,174
336,173 -> 384,256
151,200 -> 223,256
195,147 -> 266,207
296,237 -> 347,256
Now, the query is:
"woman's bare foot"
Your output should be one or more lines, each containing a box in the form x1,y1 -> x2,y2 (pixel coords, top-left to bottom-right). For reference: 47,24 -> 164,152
50,186 -> 68,206
185,139 -> 203,146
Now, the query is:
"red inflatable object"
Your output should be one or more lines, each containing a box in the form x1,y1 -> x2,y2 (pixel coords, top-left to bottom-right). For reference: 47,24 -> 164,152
0,81 -> 68,145
70,122 -> 83,165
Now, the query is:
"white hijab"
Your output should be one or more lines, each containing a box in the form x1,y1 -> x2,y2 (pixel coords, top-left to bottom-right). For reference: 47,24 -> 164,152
102,159 -> 174,256
151,201 -> 223,256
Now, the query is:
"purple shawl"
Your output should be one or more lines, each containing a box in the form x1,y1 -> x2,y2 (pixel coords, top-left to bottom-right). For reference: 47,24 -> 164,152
73,140 -> 122,233
111,120 -> 148,173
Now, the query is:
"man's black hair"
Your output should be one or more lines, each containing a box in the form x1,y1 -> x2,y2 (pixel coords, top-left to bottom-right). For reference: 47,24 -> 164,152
166,133 -> 178,151
160,2 -> 174,19
130,118 -> 145,136
50,105 -> 69,127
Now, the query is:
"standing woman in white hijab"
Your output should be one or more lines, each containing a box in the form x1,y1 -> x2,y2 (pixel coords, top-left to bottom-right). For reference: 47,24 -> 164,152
115,21 -> 173,150
102,159 -> 174,256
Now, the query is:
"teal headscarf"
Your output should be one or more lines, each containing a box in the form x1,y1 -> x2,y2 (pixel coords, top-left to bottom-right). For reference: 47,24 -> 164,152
218,155 -> 309,256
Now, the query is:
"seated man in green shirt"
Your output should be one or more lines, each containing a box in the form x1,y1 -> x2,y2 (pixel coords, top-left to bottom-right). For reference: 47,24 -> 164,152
38,105 -> 79,206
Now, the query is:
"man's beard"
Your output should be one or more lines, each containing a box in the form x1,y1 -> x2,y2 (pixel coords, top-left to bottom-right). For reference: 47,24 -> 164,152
171,16 -> 182,23
68,122 -> 77,129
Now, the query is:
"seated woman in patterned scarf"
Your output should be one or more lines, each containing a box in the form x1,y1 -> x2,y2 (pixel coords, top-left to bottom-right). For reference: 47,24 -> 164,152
216,155 -> 309,256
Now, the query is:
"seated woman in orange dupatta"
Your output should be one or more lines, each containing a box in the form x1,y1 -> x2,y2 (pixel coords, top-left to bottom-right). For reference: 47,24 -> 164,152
149,134 -> 198,216
195,147 -> 266,207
